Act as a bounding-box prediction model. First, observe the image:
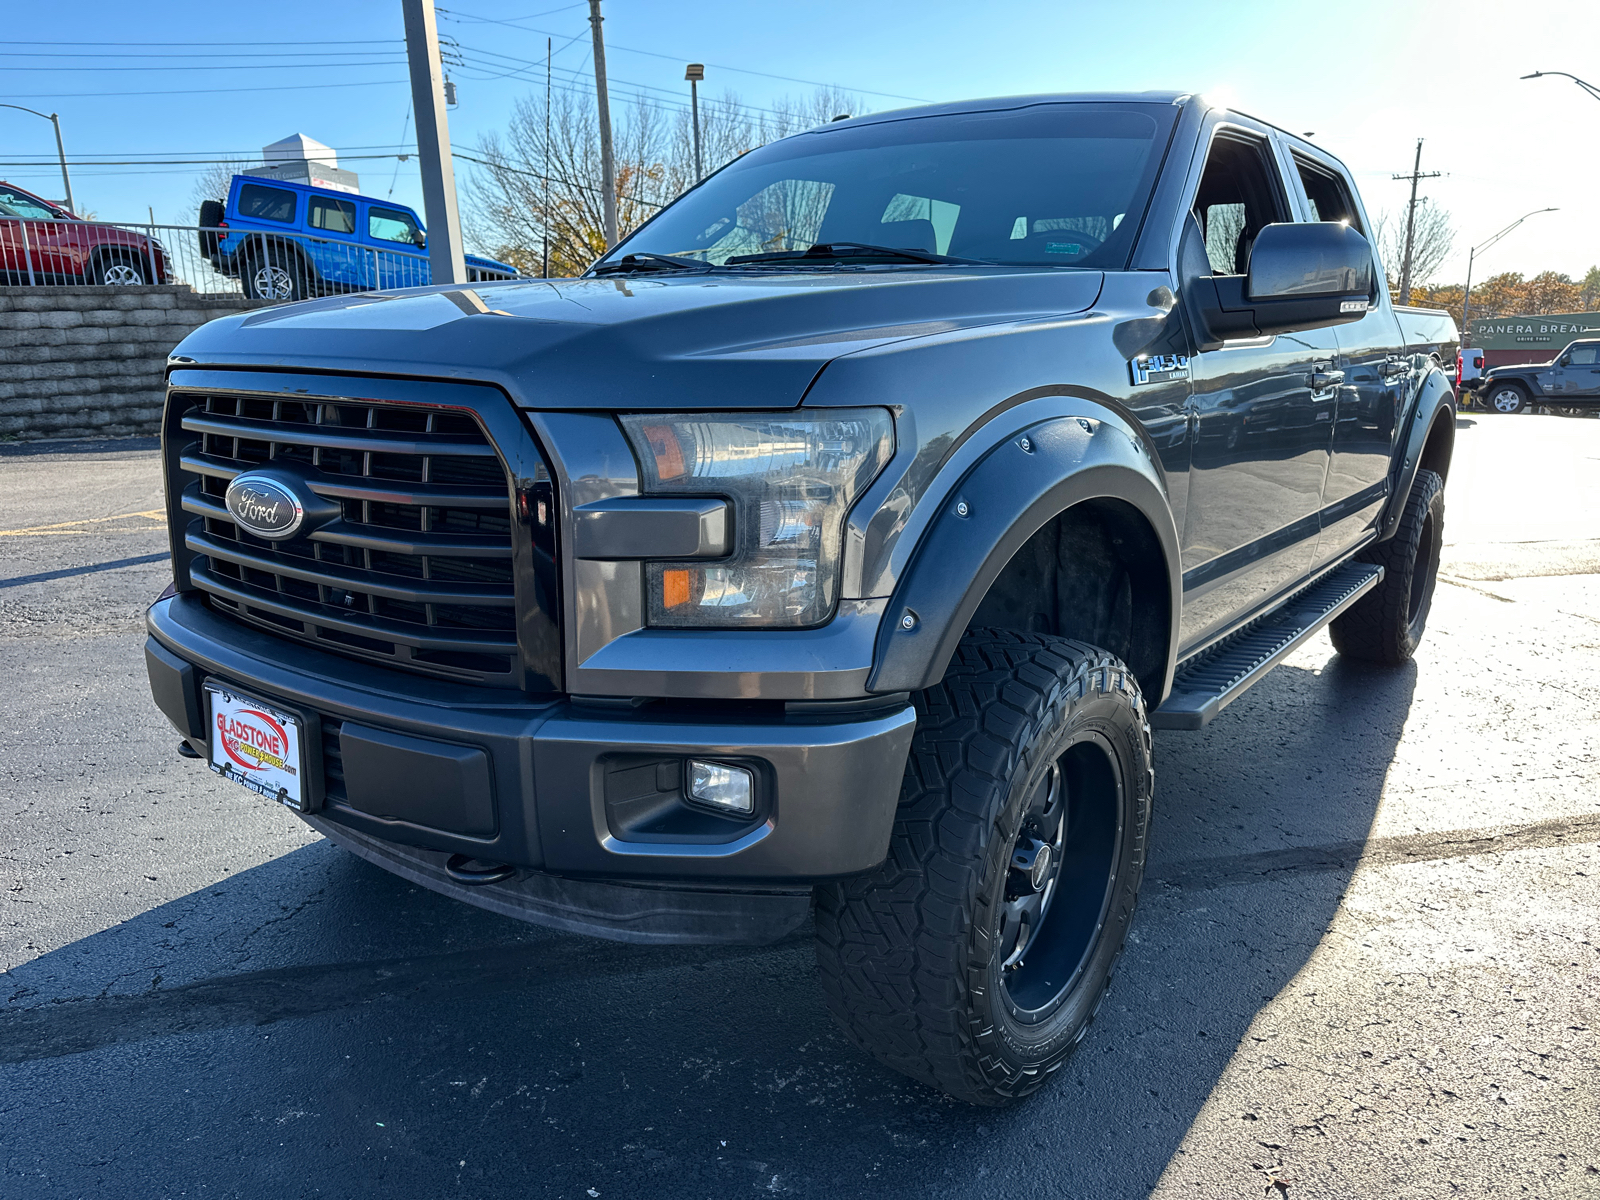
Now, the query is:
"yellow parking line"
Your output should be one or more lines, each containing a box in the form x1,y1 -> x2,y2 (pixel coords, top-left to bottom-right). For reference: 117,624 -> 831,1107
0,509 -> 167,537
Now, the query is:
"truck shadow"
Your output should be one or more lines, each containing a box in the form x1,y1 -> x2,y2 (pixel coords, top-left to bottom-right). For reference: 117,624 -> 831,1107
1,650 -> 1414,1200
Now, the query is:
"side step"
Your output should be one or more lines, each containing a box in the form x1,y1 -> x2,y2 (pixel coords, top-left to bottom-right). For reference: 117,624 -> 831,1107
1152,561 -> 1384,730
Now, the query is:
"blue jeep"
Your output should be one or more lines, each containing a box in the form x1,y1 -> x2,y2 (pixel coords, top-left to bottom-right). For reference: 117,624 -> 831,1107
198,175 -> 517,301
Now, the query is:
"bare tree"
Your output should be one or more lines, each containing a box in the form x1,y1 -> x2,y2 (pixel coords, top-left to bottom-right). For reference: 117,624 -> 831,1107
463,86 -> 861,277
189,158 -> 250,219
1373,200 -> 1454,295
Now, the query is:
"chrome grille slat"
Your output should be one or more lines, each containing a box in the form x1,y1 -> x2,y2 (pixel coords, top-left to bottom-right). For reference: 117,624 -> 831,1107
171,391 -> 524,685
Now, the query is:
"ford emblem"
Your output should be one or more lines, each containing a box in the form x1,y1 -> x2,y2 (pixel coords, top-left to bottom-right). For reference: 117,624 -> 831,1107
225,473 -> 305,540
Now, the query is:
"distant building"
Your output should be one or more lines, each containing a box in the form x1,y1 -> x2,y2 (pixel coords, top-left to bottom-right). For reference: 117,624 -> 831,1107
1469,311 -> 1600,368
248,134 -> 360,194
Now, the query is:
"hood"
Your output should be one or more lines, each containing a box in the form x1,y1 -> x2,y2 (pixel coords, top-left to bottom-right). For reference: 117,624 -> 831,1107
171,268 -> 1104,410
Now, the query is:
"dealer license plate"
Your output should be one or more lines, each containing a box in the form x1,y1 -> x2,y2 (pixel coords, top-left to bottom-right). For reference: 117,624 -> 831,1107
205,684 -> 307,812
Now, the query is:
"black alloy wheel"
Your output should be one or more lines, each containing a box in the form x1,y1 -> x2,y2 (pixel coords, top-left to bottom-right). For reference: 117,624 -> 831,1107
815,631 -> 1152,1106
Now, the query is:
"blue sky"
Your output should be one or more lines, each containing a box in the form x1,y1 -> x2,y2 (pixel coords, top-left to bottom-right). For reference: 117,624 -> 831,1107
3,0 -> 1595,284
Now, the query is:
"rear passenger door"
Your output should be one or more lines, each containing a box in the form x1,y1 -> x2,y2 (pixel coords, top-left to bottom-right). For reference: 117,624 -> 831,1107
1288,149 -> 1407,567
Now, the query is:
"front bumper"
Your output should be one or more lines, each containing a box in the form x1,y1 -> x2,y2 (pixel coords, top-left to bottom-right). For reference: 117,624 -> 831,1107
146,595 -> 916,889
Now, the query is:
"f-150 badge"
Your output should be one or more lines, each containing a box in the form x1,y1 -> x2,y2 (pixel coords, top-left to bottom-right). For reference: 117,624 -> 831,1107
1130,354 -> 1190,386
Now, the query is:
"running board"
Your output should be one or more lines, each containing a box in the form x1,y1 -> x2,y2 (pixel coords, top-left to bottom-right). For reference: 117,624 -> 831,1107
1152,561 -> 1384,730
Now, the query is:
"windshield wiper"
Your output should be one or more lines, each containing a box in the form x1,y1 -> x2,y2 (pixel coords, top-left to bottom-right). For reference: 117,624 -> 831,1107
591,251 -> 709,275
725,241 -> 981,267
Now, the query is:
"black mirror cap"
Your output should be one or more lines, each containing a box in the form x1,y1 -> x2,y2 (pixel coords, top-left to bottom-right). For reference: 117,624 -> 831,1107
1247,222 -> 1374,301
1181,220 -> 1375,351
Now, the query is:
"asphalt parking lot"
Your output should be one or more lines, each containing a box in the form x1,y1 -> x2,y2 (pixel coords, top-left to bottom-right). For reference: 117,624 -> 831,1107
2,414 -> 1597,1200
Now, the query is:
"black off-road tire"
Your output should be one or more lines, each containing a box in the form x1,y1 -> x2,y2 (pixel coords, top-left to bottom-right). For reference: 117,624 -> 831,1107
814,631 -> 1153,1106
1329,468 -> 1445,665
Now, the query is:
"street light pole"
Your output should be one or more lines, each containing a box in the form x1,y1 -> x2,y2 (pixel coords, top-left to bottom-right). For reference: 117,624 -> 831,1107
1459,207 -> 1559,345
0,104 -> 75,214
685,63 -> 705,182
1521,70 -> 1600,103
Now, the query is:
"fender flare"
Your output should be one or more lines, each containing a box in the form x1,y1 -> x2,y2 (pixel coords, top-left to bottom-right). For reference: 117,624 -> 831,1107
1379,365 -> 1455,542
239,234 -> 317,284
867,412 -> 1182,697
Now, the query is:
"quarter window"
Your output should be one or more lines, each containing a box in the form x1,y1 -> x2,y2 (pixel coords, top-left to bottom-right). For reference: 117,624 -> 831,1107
369,206 -> 423,245
309,195 -> 356,235
1294,156 -> 1363,232
237,183 -> 297,224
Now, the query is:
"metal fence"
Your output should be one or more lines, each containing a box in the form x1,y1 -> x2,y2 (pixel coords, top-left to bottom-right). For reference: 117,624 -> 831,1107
0,217 -> 515,303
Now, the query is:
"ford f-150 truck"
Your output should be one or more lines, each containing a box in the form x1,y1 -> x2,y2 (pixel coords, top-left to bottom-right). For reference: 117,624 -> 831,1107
146,92 -> 1459,1106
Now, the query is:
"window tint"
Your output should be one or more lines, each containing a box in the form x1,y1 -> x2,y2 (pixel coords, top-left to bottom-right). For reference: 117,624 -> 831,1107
606,104 -> 1174,269
369,206 -> 422,245
1294,156 -> 1363,232
237,183 -> 297,224
0,189 -> 59,220
1192,133 -> 1287,275
1569,344 -> 1599,366
309,195 -> 356,235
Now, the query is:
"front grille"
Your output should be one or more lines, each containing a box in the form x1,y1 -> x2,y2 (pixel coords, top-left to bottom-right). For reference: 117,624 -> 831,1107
169,390 -> 540,687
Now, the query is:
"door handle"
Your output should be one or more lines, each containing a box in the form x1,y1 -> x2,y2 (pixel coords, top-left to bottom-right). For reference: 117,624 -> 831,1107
1380,356 -> 1411,380
1310,367 -> 1345,392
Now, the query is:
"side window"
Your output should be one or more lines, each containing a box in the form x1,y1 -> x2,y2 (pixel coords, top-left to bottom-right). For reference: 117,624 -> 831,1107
369,206 -> 423,246
1191,133 -> 1288,276
308,195 -> 356,235
237,183 -> 297,224
1294,156 -> 1363,232
1569,344 -> 1599,366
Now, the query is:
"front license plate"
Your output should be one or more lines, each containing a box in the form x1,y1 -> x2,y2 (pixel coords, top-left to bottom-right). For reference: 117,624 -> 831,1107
205,684 -> 307,812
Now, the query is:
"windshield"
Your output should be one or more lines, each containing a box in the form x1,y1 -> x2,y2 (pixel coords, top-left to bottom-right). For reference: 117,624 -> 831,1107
602,102 -> 1174,271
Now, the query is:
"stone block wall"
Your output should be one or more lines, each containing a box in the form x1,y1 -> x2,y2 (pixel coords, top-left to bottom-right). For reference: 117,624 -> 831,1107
0,285 -> 270,439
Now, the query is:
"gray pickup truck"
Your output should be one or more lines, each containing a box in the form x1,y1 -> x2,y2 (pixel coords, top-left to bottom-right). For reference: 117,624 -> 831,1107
146,92 -> 1458,1106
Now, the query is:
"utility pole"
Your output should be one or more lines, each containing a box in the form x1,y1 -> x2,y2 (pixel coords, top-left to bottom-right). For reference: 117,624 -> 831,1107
686,63 -> 705,182
401,0 -> 466,285
543,36 -> 552,278
1391,139 -> 1441,306
588,0 -> 618,248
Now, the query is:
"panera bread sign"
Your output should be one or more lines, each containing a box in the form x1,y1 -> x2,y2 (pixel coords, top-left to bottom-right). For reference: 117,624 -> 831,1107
1470,311 -> 1600,351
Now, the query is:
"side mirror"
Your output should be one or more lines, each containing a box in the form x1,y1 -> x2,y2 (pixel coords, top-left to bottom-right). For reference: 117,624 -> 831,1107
1182,220 -> 1375,351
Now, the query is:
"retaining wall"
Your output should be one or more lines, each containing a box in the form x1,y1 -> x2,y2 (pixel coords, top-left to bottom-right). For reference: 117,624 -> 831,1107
0,285 -> 268,440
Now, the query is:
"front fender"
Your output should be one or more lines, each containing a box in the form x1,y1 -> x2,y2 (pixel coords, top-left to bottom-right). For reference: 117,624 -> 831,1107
1379,364 -> 1455,542
868,412 -> 1181,696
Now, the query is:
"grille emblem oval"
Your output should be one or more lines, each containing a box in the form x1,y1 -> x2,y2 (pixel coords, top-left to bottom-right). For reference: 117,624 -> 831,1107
225,474 -> 305,540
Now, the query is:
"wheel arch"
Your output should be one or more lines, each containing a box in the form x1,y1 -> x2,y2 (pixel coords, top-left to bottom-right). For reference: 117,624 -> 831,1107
1379,365 -> 1456,542
867,413 -> 1181,704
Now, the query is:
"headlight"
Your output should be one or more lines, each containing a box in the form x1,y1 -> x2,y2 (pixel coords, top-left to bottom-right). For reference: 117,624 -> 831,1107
619,409 -> 894,628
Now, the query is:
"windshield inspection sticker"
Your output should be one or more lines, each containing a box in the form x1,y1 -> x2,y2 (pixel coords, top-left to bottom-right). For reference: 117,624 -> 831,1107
1131,353 -> 1191,386
1046,242 -> 1084,255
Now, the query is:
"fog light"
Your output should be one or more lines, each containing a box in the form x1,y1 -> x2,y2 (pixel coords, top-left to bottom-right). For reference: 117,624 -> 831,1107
687,760 -> 754,815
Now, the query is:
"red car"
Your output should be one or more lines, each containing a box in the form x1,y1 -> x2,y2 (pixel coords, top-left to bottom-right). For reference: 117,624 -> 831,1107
0,180 -> 170,286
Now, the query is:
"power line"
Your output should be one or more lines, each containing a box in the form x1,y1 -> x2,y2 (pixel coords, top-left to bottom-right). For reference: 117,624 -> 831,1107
3,79 -> 411,99
437,5 -> 930,103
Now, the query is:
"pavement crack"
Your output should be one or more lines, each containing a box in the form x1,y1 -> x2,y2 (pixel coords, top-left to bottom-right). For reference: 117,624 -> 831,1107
1153,812 -> 1600,892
